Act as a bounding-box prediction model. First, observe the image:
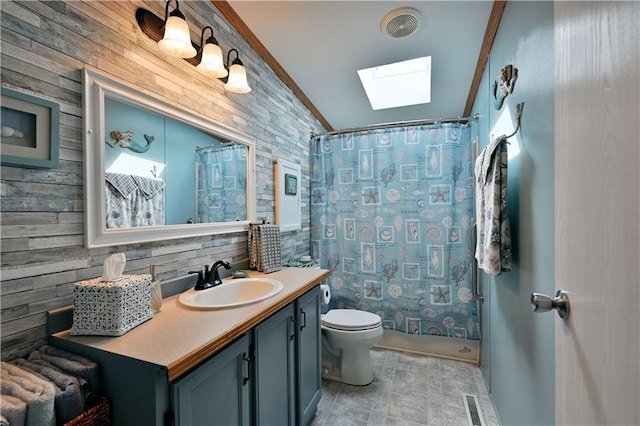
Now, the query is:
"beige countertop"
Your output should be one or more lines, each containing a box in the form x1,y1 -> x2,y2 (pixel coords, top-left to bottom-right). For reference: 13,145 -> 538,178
53,268 -> 330,381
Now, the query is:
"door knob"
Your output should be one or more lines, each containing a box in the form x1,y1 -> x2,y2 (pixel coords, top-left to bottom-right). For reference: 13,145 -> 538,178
531,290 -> 570,320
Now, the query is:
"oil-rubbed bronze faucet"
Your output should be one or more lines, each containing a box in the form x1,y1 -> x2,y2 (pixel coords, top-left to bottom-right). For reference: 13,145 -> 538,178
189,261 -> 232,290
189,265 -> 210,290
209,260 -> 232,287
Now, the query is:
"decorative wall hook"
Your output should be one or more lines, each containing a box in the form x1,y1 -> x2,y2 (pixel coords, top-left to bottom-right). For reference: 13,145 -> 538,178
492,64 -> 518,110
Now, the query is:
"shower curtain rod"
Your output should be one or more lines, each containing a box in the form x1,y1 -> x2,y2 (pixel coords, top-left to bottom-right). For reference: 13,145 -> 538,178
195,142 -> 234,153
311,113 -> 480,138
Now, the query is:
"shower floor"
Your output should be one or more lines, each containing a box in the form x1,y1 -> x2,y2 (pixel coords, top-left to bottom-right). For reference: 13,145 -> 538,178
311,347 -> 499,426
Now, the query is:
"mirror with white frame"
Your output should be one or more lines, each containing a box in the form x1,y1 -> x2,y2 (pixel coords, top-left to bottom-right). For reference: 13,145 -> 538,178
83,67 -> 256,248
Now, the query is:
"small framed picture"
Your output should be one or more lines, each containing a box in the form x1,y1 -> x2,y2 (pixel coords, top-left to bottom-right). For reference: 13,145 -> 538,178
1,87 -> 59,168
275,159 -> 301,232
285,173 -> 297,195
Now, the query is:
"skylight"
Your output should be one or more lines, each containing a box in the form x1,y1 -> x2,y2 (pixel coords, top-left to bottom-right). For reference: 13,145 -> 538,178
357,56 -> 431,110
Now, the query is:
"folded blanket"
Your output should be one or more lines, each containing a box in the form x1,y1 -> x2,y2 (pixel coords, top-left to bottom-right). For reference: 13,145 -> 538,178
0,393 -> 27,426
11,358 -> 85,424
28,346 -> 100,397
1,362 -> 56,426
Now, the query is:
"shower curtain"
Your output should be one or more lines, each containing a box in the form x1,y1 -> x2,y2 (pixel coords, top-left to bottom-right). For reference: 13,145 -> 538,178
311,123 -> 479,340
196,144 -> 248,223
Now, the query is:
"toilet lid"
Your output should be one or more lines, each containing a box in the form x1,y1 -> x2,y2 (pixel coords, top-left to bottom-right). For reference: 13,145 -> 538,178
322,309 -> 382,331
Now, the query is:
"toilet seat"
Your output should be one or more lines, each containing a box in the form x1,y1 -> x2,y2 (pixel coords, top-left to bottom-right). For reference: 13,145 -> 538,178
322,309 -> 382,331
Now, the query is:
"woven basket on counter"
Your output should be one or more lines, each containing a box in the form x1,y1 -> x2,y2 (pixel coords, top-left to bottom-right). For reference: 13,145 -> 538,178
64,397 -> 110,426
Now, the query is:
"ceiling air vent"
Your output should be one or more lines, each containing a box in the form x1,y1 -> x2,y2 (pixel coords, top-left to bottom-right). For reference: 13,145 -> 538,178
381,7 -> 423,39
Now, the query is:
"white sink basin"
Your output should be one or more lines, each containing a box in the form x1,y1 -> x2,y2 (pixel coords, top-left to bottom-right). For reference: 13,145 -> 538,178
178,278 -> 284,309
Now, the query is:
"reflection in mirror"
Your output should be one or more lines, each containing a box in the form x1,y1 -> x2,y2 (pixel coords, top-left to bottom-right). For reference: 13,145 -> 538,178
195,144 -> 248,223
103,98 -> 248,227
83,67 -> 255,248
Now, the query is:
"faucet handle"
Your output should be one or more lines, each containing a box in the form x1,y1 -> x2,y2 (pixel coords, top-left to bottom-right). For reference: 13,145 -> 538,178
189,269 -> 211,291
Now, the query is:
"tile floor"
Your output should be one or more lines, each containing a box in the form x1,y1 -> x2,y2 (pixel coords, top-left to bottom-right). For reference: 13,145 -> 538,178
311,347 -> 500,426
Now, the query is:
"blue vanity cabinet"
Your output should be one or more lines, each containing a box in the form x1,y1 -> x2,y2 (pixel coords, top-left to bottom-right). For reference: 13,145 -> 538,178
48,283 -> 325,426
296,286 -> 322,426
253,285 -> 322,426
254,304 -> 296,425
171,334 -> 252,426
253,286 -> 322,426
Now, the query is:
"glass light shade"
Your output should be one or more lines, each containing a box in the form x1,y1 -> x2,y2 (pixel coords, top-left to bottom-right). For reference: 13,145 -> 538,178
224,63 -> 251,93
196,43 -> 228,78
158,15 -> 196,58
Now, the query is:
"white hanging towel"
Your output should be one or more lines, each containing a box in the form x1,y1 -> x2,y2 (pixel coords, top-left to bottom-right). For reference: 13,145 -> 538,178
474,136 -> 512,275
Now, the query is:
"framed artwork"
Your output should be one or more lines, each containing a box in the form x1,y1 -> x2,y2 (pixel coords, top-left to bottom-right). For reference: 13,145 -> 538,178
285,173 -> 297,195
1,87 -> 60,168
275,158 -> 301,232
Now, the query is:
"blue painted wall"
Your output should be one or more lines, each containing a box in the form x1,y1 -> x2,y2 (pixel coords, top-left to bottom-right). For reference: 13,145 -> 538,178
105,98 -> 166,177
164,120 -> 204,225
472,2 -> 555,425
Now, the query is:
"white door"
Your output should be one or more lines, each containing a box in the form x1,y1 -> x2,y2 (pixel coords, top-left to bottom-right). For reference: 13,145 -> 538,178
554,1 -> 639,425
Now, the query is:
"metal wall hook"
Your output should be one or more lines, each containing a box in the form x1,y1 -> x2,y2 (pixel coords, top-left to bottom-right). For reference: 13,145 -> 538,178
504,102 -> 525,139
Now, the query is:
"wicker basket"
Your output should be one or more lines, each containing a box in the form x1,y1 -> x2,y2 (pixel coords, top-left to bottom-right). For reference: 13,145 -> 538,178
64,397 -> 110,426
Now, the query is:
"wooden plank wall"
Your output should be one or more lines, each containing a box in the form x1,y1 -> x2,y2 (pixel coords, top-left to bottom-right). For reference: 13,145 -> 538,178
0,0 -> 321,360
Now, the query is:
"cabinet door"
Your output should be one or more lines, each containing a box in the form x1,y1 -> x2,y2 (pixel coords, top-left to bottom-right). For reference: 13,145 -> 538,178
254,304 -> 295,426
172,334 -> 251,426
296,287 -> 322,426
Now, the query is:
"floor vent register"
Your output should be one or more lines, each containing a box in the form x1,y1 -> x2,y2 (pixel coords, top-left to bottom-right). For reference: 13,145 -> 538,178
463,393 -> 486,426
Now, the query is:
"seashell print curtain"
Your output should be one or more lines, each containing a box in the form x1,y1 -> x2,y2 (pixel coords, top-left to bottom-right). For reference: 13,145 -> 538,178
311,123 -> 479,340
196,144 -> 248,223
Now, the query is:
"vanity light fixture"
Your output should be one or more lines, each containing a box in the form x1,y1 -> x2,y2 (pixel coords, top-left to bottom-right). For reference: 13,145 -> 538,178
196,26 -> 228,78
157,0 -> 196,59
224,49 -> 251,94
135,1 -> 251,93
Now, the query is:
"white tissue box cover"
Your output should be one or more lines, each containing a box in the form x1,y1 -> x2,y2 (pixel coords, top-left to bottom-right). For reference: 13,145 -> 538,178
72,274 -> 154,336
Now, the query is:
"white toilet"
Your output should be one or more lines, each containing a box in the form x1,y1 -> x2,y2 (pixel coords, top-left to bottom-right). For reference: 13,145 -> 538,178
321,309 -> 383,386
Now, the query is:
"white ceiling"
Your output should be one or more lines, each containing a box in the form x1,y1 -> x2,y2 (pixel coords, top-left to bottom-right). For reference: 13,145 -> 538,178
227,1 -> 494,131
